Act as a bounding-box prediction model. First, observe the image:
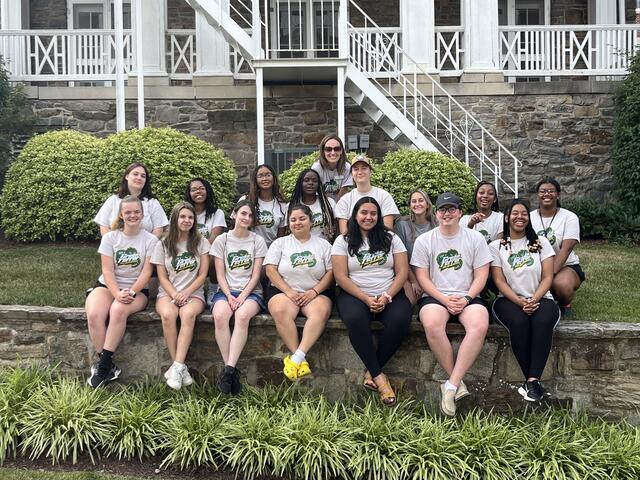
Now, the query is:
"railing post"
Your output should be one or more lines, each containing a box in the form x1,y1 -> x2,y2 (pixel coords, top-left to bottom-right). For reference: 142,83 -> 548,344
134,0 -> 145,129
252,0 -> 262,59
115,0 -> 126,132
338,0 -> 348,59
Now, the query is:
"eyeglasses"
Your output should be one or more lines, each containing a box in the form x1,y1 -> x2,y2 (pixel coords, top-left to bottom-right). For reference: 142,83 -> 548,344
256,173 -> 273,179
437,206 -> 458,214
323,146 -> 342,153
538,189 -> 557,195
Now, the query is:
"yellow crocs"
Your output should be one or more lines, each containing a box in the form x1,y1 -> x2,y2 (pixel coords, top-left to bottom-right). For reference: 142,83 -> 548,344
297,360 -> 312,378
283,355 -> 298,381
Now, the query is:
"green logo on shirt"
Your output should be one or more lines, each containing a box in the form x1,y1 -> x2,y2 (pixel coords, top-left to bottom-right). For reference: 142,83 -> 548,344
197,223 -> 209,238
115,248 -> 141,268
311,212 -> 324,229
258,209 -> 274,228
436,249 -> 463,271
290,251 -> 317,268
228,250 -> 252,270
172,252 -> 198,274
507,249 -> 534,270
324,179 -> 338,194
537,227 -> 556,245
479,229 -> 491,244
356,250 -> 387,268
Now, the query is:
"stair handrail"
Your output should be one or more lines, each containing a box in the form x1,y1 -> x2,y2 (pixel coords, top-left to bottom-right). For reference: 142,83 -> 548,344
345,0 -> 520,196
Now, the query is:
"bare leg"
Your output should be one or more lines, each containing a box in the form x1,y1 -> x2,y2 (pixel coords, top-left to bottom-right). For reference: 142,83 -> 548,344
85,288 -> 114,352
226,300 -> 261,367
551,267 -> 581,305
420,304 -> 455,376
298,296 -> 332,354
212,301 -> 234,365
449,304 -> 489,386
103,295 -> 148,352
156,296 -> 179,360
268,294 -> 301,353
175,300 -> 205,363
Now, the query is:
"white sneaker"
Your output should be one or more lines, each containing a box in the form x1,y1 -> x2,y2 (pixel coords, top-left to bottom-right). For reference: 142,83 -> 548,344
440,383 -> 457,417
166,364 -> 183,390
181,366 -> 194,387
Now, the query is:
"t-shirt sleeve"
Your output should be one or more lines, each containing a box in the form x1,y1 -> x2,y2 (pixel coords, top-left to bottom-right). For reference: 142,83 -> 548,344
278,203 -> 289,228
390,233 -> 407,254
380,191 -> 400,216
334,197 -> 350,219
341,164 -> 353,188
209,234 -> 225,258
212,209 -> 227,228
539,237 -> 556,262
394,220 -> 408,248
264,238 -> 283,266
322,240 -> 333,270
94,195 -> 117,227
150,240 -> 165,265
410,236 -> 430,268
489,240 -> 502,267
328,197 -> 337,214
472,233 -> 494,269
149,200 -> 169,229
255,235 -> 268,258
144,234 -> 159,257
97,232 -> 114,257
331,235 -> 348,256
198,237 -> 210,255
564,210 -> 580,242
460,214 -> 471,228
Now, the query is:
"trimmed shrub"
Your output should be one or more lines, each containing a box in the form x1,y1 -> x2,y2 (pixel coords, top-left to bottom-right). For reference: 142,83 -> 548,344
372,149 -> 476,215
564,198 -> 640,244
0,128 -> 237,242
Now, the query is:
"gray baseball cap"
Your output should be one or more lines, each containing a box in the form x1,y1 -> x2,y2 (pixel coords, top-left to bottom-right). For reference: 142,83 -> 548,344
435,192 -> 461,209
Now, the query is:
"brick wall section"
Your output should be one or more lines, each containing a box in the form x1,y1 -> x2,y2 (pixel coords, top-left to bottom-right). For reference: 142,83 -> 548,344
1,305 -> 639,422
167,0 -> 195,30
29,0 -> 67,29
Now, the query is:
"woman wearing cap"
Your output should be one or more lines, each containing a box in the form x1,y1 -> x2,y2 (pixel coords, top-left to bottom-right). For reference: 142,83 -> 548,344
334,154 -> 399,235
530,177 -> 584,316
411,192 -> 493,417
459,181 -> 502,244
311,134 -> 352,201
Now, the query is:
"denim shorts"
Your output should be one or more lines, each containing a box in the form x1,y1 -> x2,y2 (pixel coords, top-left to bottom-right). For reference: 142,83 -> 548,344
209,289 -> 266,312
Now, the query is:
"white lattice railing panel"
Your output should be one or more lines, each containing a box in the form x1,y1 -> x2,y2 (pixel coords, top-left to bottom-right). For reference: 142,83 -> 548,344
349,27 -> 401,77
435,26 -> 464,75
167,30 -> 196,79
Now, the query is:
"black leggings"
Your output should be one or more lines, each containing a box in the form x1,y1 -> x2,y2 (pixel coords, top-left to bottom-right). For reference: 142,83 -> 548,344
492,297 -> 561,379
337,290 -> 412,378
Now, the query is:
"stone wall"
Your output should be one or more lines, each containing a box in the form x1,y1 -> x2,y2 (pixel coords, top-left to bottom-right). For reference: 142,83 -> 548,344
29,0 -> 67,29
1,305 -> 639,423
167,0 -> 195,30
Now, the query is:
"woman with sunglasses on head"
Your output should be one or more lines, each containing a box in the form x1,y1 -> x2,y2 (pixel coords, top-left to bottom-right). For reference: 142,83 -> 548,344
394,189 -> 437,304
311,134 -> 352,201
152,202 -> 210,390
529,177 -> 584,316
244,164 -> 288,247
209,200 -> 268,395
287,168 -> 337,242
184,178 -> 226,244
332,197 -> 411,407
94,162 -> 168,238
490,199 -> 559,402
265,204 -> 334,382
460,181 -> 503,244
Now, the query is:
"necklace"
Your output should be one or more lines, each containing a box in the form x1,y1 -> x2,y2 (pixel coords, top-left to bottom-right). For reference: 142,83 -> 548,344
539,208 -> 558,238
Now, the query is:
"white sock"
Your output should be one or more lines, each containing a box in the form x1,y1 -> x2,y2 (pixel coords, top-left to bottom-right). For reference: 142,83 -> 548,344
172,361 -> 185,370
445,380 -> 458,392
290,349 -> 306,365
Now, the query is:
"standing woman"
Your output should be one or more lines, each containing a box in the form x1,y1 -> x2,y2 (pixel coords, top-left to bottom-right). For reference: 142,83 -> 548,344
460,181 -> 503,244
311,134 -> 352,201
394,189 -> 437,304
530,177 -> 584,316
287,168 -> 337,242
94,162 -> 169,237
246,164 -> 288,247
209,200 -> 268,394
85,195 -> 158,388
265,204 -> 334,381
152,202 -> 210,390
332,197 -> 411,406
490,199 -> 560,402
184,178 -> 226,243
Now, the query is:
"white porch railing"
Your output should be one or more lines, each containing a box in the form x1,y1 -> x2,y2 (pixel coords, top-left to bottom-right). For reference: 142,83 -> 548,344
435,26 -> 464,76
167,29 -> 196,80
500,24 -> 640,77
0,29 -> 133,81
350,27 -> 401,76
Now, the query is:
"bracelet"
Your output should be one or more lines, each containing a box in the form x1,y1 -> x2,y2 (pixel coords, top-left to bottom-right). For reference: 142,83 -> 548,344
381,291 -> 393,303
311,287 -> 319,296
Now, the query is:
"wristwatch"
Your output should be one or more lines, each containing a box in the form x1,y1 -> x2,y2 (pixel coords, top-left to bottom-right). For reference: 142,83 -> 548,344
464,295 -> 473,304
130,289 -> 137,298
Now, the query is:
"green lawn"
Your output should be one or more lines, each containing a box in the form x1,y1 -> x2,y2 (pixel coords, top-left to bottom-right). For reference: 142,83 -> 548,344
0,470 -> 144,480
0,240 -> 637,322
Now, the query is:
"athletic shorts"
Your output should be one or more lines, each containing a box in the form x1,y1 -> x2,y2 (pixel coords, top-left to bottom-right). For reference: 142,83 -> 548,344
417,295 -> 487,323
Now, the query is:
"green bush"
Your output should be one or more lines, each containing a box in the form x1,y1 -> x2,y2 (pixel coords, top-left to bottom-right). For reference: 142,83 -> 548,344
372,149 -> 476,215
612,51 -> 640,215
0,128 -> 237,242
564,198 -> 640,244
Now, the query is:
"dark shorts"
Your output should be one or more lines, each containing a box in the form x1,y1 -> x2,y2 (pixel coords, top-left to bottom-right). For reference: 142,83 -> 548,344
418,295 -> 487,323
85,281 -> 149,299
565,264 -> 586,284
209,289 -> 266,312
265,285 -> 335,305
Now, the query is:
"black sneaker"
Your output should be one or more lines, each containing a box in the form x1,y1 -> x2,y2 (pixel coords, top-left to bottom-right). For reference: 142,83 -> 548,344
217,367 -> 234,394
524,380 -> 543,402
517,382 -> 530,400
536,380 -> 552,399
230,367 -> 242,395
87,367 -> 108,388
105,363 -> 122,382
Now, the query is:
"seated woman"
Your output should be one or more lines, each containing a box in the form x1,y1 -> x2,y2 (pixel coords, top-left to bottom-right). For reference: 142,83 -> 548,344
184,178 -> 226,243
529,177 -> 584,316
209,200 -> 267,395
459,181 -> 503,244
152,202 -> 210,390
265,204 -> 334,381
311,134 -> 352,201
394,189 -> 436,304
85,195 -> 158,388
287,168 -> 337,242
331,197 -> 411,407
244,164 -> 288,248
94,162 -> 168,237
490,199 -> 560,402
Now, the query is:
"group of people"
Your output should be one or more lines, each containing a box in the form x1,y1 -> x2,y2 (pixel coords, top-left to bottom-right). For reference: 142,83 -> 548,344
85,134 -> 584,416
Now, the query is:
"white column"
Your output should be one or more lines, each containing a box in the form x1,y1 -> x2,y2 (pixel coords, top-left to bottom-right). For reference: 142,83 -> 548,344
115,0 -> 126,132
463,0 -> 500,72
0,0 -> 21,29
195,12 -> 232,76
591,0 -> 617,25
337,66 -> 345,143
401,0 -> 435,71
132,0 -> 167,80
256,67 -> 264,166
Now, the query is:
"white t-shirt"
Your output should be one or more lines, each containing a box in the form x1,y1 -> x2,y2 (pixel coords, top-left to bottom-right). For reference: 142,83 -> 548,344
311,160 -> 353,201
209,231 -> 268,296
334,186 -> 400,221
238,196 -> 288,247
94,194 -> 169,233
306,197 -> 337,240
264,235 -> 332,292
530,208 -> 580,266
490,236 -> 555,299
151,237 -> 210,301
98,229 -> 158,289
196,209 -> 227,242
331,232 -> 406,297
460,211 -> 504,244
411,227 -> 493,297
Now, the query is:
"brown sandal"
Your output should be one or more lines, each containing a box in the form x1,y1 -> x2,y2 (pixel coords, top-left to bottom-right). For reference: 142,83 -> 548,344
377,380 -> 397,407
363,371 -> 378,392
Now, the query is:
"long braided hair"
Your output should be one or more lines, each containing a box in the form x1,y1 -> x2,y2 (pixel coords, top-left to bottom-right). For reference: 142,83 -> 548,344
287,168 -> 337,241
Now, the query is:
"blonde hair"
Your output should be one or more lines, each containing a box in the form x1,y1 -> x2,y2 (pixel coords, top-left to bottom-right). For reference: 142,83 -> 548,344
111,195 -> 144,230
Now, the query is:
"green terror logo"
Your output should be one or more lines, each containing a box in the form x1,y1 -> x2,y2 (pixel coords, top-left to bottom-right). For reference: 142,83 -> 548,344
507,249 -> 534,270
436,249 -> 463,271
324,179 -> 338,194
172,252 -> 198,274
479,229 -> 491,243
197,223 -> 210,238
228,250 -> 252,270
115,248 -> 141,268
290,251 -> 317,268
537,227 -> 556,245
356,250 -> 387,268
258,209 -> 275,228
311,212 -> 324,229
